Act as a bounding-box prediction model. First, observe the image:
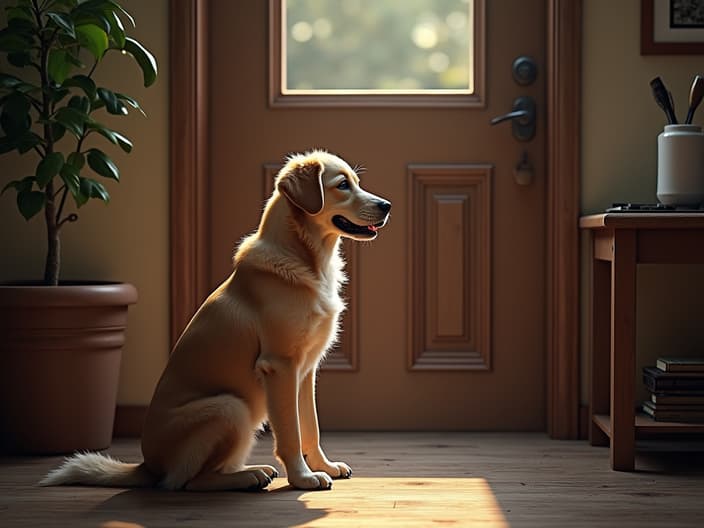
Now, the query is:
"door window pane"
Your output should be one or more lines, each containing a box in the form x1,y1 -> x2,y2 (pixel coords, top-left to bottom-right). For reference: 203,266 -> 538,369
282,0 -> 475,94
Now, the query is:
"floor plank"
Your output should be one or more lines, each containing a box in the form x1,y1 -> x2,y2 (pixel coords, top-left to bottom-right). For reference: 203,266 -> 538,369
1,432 -> 704,527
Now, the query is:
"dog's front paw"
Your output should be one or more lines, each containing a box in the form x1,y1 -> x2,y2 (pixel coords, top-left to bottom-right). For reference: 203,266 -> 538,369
289,471 -> 333,490
306,455 -> 353,479
331,461 -> 352,479
317,461 -> 352,479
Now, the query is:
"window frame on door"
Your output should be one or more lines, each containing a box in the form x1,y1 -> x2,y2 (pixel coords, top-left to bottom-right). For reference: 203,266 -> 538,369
268,0 -> 486,108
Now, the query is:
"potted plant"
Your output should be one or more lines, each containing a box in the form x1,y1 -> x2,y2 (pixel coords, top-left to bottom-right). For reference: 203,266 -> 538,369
0,0 -> 156,453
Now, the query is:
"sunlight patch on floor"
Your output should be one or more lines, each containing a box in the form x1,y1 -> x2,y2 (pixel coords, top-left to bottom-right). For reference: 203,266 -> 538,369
269,477 -> 509,527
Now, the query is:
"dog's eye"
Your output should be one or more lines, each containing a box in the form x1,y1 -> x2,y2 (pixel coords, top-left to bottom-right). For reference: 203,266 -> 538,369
337,180 -> 350,190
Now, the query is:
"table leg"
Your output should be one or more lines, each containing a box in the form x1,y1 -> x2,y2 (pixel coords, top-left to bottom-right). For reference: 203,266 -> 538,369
590,257 -> 611,447
610,229 -> 636,471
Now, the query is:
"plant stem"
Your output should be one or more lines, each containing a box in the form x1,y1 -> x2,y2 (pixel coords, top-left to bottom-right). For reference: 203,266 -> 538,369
55,185 -> 68,225
43,181 -> 60,285
34,0 -> 60,286
87,58 -> 99,78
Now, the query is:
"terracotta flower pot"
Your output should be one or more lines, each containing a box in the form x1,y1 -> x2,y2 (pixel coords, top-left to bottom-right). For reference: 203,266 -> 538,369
0,282 -> 137,454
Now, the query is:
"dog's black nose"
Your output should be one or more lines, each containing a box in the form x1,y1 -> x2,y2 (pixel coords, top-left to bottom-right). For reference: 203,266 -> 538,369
377,200 -> 391,214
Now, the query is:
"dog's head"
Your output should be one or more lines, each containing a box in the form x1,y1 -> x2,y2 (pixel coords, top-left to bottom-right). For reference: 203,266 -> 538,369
276,150 -> 391,241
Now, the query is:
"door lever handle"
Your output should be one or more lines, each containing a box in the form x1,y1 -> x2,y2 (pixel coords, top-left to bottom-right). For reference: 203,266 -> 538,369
490,96 -> 536,141
490,110 -> 529,125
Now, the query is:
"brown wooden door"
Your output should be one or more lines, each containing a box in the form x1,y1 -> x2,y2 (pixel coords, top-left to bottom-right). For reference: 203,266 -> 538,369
207,0 -> 546,430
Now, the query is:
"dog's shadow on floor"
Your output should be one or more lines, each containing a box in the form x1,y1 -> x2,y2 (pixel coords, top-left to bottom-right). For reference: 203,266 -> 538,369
89,484 -> 328,527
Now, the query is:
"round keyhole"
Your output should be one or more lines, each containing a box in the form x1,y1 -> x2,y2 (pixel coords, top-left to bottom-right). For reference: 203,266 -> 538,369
512,56 -> 538,86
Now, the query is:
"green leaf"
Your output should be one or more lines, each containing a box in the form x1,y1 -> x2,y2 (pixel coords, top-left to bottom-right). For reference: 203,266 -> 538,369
74,180 -> 89,206
52,0 -> 79,10
112,130 -> 132,152
7,16 -> 34,32
80,177 -> 109,203
14,82 -> 40,95
65,52 -> 85,69
68,95 -> 91,114
108,0 -> 135,27
1,180 -> 17,194
16,131 -> 42,153
6,6 -> 34,24
1,178 -> 24,194
1,93 -> 30,122
0,136 -> 16,154
85,121 -> 131,152
51,122 -> 66,142
53,106 -> 88,137
8,51 -> 32,67
48,49 -> 73,84
107,10 -> 125,48
62,75 -> 97,100
49,86 -> 70,104
60,163 -> 81,195
0,73 -> 23,90
85,120 -> 116,144
76,24 -> 109,60
17,190 -> 45,220
0,28 -> 33,52
90,98 -> 105,112
47,12 -> 76,38
36,152 -> 65,188
0,93 -> 31,137
67,151 -> 85,170
78,0 -> 135,28
123,37 -> 157,87
4,175 -> 35,194
70,6 -> 111,34
97,87 -> 127,115
87,148 -> 119,180
115,92 -> 145,116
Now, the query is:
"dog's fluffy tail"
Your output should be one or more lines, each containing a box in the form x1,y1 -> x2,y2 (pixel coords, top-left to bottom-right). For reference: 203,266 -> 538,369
39,452 -> 157,488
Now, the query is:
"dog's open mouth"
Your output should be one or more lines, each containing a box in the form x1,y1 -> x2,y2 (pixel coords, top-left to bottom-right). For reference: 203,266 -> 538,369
332,215 -> 384,237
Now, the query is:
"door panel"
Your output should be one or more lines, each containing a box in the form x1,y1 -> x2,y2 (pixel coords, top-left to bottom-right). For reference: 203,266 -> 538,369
208,0 -> 546,430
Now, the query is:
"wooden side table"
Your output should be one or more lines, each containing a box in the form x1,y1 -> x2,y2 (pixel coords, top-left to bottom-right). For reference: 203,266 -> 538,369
580,213 -> 704,471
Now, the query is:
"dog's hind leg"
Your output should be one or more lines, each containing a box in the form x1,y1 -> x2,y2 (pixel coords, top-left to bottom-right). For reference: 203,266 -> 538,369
156,394 -> 271,491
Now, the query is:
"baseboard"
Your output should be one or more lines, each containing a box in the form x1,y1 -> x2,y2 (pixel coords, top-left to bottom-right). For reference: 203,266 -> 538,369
113,405 -> 147,438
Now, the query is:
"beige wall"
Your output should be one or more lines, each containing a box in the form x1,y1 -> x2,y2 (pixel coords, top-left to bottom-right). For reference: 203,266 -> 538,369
0,0 -> 169,405
582,0 -> 704,404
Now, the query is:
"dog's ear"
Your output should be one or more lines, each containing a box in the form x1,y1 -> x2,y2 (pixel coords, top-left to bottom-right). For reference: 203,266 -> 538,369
277,159 -> 325,215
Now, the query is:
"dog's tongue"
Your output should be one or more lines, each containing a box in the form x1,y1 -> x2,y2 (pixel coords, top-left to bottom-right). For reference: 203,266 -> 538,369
368,225 -> 378,232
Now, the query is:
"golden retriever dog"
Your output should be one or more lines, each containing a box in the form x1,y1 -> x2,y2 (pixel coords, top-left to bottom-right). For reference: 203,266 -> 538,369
41,150 -> 390,491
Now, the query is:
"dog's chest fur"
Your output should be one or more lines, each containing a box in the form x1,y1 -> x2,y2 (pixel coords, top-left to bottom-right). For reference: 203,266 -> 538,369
298,258 -> 346,371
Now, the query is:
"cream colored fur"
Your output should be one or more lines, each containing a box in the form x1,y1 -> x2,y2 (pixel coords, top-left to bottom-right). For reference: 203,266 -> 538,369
40,150 -> 390,491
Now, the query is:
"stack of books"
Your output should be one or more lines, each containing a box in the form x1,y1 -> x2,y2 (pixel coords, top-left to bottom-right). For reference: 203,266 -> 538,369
642,357 -> 704,422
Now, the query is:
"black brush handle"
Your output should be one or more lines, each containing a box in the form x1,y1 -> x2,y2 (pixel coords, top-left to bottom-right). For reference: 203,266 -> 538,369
685,75 -> 704,124
650,77 -> 677,124
667,90 -> 678,124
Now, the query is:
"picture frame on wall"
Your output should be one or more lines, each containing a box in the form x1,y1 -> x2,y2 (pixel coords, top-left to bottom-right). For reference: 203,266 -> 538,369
641,0 -> 704,54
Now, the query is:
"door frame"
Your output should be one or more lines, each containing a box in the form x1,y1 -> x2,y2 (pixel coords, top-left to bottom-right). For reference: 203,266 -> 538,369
168,0 -> 582,439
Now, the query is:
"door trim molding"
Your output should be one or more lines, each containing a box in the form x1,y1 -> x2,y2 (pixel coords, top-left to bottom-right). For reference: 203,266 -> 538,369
170,0 -> 582,437
546,0 -> 581,439
169,0 -> 211,348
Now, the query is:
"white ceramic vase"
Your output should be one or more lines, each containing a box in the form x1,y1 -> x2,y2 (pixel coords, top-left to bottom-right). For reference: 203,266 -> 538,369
657,124 -> 704,207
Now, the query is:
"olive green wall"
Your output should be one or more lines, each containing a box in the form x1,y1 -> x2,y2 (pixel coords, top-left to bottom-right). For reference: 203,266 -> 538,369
0,0 -> 169,405
582,0 -> 704,404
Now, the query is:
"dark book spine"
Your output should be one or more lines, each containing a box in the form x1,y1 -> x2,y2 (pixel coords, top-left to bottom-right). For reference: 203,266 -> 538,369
643,373 -> 704,391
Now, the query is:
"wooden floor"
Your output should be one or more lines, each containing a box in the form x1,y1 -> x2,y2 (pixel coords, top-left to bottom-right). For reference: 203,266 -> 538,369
2,433 -> 704,527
